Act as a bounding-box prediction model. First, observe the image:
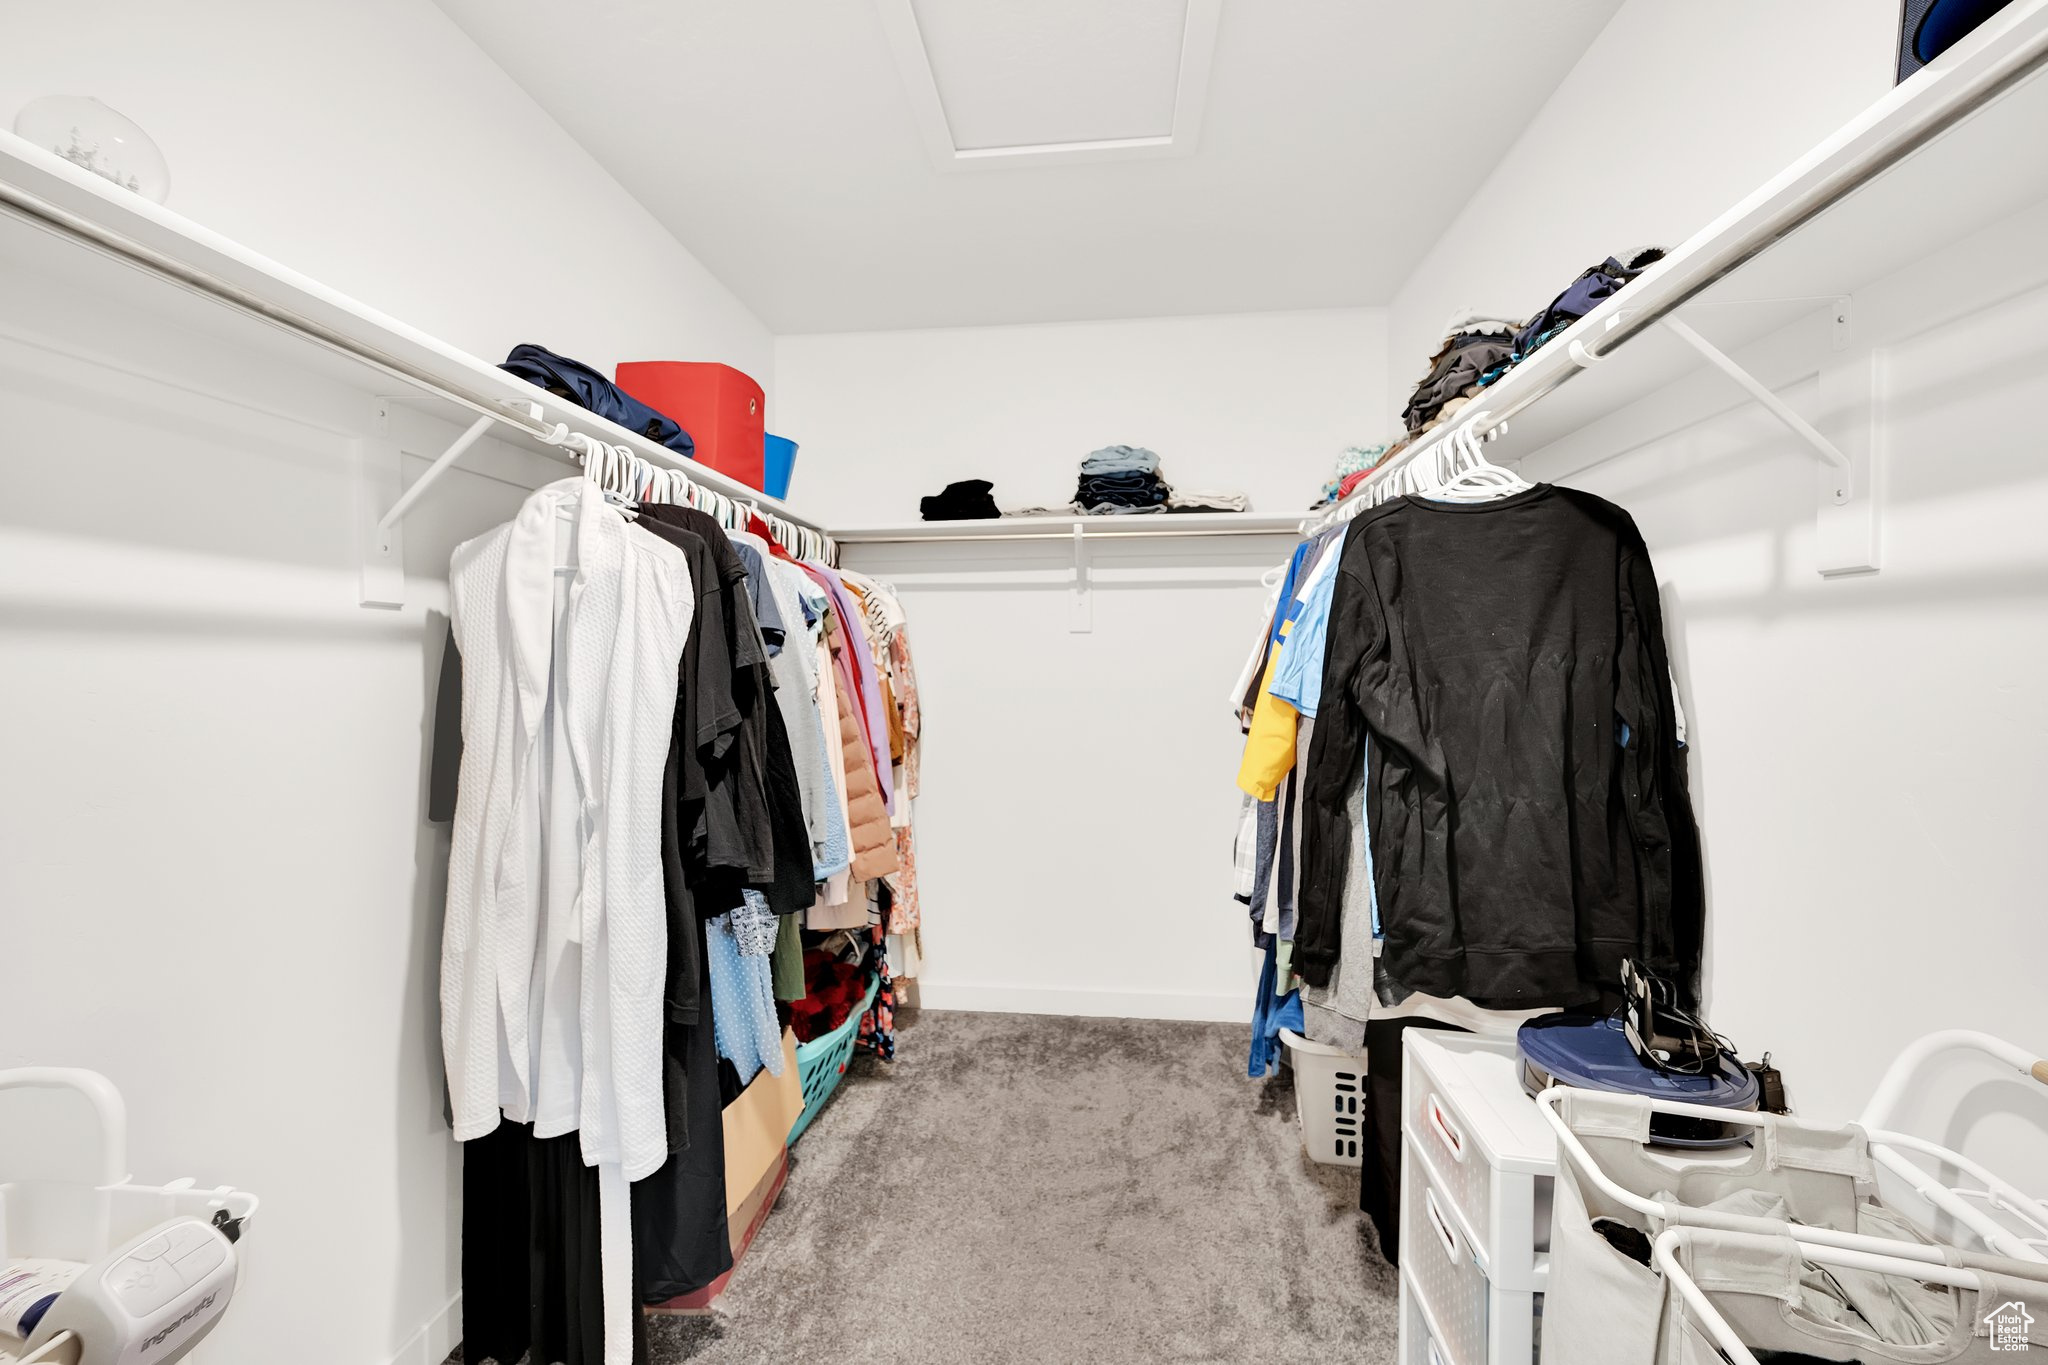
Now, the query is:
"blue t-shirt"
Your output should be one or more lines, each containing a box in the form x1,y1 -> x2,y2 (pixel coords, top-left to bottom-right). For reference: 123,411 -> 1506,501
1268,556 -> 1341,718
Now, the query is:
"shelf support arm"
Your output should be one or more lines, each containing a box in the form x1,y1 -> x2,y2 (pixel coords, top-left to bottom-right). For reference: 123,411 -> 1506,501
1663,317 -> 1852,504
1070,521 -> 1092,633
377,414 -> 497,531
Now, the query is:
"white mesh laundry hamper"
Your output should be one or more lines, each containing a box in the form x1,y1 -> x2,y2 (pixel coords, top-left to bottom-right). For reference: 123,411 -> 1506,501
1538,1077 -> 2048,1365
1278,1030 -> 1366,1166
1537,1088 -> 1885,1364
1651,1226 -> 2048,1363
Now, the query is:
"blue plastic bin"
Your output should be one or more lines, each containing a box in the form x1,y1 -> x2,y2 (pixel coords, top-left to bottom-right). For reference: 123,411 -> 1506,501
787,971 -> 879,1144
762,435 -> 799,500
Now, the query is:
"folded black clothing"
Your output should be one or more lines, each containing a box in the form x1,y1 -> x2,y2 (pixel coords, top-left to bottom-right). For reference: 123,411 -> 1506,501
1403,332 -> 1517,433
920,479 -> 1001,521
1075,470 -> 1171,510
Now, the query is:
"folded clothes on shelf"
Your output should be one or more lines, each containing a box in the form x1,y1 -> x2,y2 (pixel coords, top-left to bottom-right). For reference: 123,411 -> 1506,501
1080,444 -> 1162,476
1512,246 -> 1666,362
1075,470 -> 1171,511
919,478 -> 1001,520
1402,314 -> 1520,434
1316,445 -> 1389,506
1169,490 -> 1250,513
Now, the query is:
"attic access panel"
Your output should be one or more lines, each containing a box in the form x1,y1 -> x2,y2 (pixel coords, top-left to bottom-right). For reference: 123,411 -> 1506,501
877,0 -> 1221,169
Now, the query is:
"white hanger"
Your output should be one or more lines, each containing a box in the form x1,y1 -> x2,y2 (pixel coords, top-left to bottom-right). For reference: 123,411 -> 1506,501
1418,423 -> 1482,501
1430,418 -> 1531,503
538,424 -> 832,557
606,442 -> 645,513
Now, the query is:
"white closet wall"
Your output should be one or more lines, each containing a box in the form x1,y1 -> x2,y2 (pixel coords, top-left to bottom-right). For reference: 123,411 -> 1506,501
0,4 -> 775,1365
1389,0 -> 2048,1168
1387,0 -> 1895,418
0,0 -> 773,389
777,310 -> 1389,1019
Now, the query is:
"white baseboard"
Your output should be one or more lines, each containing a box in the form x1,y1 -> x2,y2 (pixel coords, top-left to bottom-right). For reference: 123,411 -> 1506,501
913,980 -> 1252,1022
384,1292 -> 460,1365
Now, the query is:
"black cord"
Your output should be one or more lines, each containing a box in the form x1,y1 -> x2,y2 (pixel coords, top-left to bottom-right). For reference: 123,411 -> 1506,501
1617,964 -> 1736,1076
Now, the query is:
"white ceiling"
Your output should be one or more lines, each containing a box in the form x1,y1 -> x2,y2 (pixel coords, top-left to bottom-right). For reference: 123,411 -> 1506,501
433,0 -> 1625,334
910,0 -> 1190,150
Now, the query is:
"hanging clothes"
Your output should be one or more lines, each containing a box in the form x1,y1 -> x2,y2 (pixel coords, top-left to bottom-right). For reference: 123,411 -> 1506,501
1296,484 -> 1703,1007
801,564 -> 897,818
705,892 -> 785,1086
436,466 -> 925,1362
1234,538 -> 1314,801
812,614 -> 856,892
1262,542 -> 1382,1049
854,919 -> 899,1064
441,477 -> 689,1175
736,534 -> 831,855
461,1119 -> 633,1365
638,504 -> 776,908
820,600 -> 900,886
441,477 -> 694,1365
889,628 -> 923,810
628,952 -> 732,1306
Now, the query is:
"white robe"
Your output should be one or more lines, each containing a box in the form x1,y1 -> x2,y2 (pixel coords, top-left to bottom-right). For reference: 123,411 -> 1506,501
442,478 -> 691,1365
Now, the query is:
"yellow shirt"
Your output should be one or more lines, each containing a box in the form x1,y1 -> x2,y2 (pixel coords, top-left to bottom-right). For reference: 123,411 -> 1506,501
1235,635 -> 1300,801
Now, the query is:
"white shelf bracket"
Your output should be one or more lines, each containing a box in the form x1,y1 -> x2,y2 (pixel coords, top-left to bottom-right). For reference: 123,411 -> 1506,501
1663,317 -> 1853,504
1814,344 -> 1882,577
357,407 -> 500,608
355,401 -> 407,609
1663,315 -> 1879,576
378,413 -> 496,531
1070,522 -> 1092,633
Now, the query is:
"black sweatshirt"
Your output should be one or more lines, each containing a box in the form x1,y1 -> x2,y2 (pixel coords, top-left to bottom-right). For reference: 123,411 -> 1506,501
1295,485 -> 1702,1006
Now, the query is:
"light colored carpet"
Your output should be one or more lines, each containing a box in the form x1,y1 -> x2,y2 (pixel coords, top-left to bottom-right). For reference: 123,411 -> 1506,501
643,1008 -> 1399,1364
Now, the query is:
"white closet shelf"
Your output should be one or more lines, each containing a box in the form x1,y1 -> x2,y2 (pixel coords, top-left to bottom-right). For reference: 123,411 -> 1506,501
834,511 -> 1305,543
1330,0 -> 2048,574
0,126 -> 825,536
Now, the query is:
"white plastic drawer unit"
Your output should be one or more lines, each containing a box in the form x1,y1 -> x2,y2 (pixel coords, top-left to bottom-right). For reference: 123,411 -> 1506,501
1400,1267 -> 1458,1365
1404,1144 -> 1483,1364
1401,1031 -> 1557,1293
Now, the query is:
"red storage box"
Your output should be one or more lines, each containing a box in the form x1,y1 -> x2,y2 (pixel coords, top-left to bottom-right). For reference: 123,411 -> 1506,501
614,361 -> 766,490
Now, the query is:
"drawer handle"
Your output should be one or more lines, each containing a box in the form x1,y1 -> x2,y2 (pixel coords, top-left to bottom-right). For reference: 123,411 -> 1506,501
1426,1092 -> 1467,1162
1424,1185 -> 1462,1263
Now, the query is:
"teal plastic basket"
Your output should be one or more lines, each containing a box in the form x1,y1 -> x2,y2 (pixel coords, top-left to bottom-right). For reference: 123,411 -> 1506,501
788,972 -> 879,1144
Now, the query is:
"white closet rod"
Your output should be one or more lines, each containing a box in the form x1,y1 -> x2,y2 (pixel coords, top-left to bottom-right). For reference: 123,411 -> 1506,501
836,525 -> 1299,544
0,172 -> 832,544
1309,7 -> 2048,534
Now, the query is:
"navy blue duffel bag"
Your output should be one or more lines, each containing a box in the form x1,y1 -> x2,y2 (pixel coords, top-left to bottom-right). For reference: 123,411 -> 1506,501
500,343 -> 695,459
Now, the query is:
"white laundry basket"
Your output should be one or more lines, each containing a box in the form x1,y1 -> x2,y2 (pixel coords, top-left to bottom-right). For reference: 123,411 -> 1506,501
1279,1029 -> 1367,1166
